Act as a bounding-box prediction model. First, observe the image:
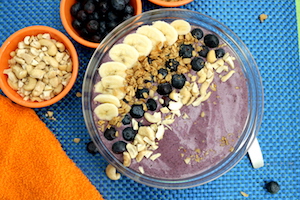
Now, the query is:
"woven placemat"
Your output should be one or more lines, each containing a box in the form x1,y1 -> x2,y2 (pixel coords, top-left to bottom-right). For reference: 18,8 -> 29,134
1,0 -> 299,199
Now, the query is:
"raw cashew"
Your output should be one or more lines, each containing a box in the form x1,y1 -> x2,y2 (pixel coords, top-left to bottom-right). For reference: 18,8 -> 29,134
19,53 -> 35,64
30,68 -> 46,79
49,77 -> 60,88
30,40 -> 41,49
3,69 -> 18,83
12,65 -> 27,79
23,77 -> 37,91
53,83 -> 63,95
32,81 -> 45,96
56,42 -> 65,52
105,164 -> 121,180
39,39 -> 58,56
7,79 -> 18,90
43,56 -> 59,68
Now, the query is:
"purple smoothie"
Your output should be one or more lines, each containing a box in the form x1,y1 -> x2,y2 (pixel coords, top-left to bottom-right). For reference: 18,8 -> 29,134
91,23 -> 248,179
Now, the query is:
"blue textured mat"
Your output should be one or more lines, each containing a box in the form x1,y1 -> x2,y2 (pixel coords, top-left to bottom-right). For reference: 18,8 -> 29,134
1,0 -> 300,199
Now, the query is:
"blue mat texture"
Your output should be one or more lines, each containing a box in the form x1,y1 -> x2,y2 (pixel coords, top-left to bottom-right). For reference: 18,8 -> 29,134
0,0 -> 300,199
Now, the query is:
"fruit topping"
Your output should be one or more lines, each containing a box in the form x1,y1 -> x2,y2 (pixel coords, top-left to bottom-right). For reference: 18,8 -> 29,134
146,98 -> 157,111
191,57 -> 205,71
135,88 -> 149,99
198,46 -> 209,57
152,21 -> 178,46
191,28 -> 203,40
86,141 -> 98,155
130,104 -> 145,118
157,83 -> 173,96
158,68 -> 168,78
170,19 -> 191,35
104,127 -> 117,140
215,48 -> 225,58
204,34 -> 219,48
122,114 -> 131,125
86,20 -> 99,33
161,96 -> 171,107
84,0 -> 96,14
111,0 -> 126,11
122,127 -> 137,141
112,141 -> 127,154
179,44 -> 194,58
265,181 -> 280,194
71,2 -> 81,17
171,74 -> 186,89
165,59 -> 179,72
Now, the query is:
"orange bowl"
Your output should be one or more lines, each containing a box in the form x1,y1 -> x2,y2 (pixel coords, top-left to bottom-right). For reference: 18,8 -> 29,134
0,26 -> 79,108
60,0 -> 143,48
148,0 -> 193,7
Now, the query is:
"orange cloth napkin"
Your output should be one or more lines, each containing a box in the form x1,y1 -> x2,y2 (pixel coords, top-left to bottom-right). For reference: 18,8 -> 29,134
0,95 -> 104,200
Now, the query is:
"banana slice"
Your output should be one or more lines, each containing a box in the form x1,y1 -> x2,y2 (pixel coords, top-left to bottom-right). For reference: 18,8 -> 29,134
94,94 -> 121,107
123,33 -> 153,57
136,25 -> 166,49
109,44 -> 139,68
99,62 -> 127,78
94,81 -> 126,100
152,21 -> 178,46
94,103 -> 118,121
170,20 -> 191,35
101,75 -> 125,89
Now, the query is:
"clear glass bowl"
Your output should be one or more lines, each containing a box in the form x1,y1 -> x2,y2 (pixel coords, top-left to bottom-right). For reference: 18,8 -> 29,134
82,8 -> 264,189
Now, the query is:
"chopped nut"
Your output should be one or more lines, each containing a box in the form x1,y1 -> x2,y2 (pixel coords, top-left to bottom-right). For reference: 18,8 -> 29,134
259,14 -> 268,23
73,138 -> 81,143
150,153 -> 161,161
138,166 -> 145,174
76,92 -> 82,97
240,191 -> 249,197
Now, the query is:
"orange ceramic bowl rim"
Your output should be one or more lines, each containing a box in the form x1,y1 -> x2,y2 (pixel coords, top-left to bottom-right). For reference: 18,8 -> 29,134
148,0 -> 193,7
0,25 -> 79,108
60,0 -> 143,49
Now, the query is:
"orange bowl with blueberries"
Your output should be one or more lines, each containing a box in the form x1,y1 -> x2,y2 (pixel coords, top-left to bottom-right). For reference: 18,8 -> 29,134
60,0 -> 142,48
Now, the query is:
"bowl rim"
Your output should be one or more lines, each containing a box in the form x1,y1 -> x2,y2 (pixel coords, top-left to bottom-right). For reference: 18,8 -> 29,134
0,25 -> 79,108
60,0 -> 143,49
148,0 -> 194,7
82,8 -> 264,189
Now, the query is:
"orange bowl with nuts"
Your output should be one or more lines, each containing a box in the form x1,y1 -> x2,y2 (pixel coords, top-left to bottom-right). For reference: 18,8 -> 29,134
0,26 -> 78,108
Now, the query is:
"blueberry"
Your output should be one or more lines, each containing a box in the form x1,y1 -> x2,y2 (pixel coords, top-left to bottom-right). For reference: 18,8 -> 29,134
76,10 -> 88,22
135,88 -> 149,99
157,83 -> 172,95
165,59 -> 179,72
204,34 -> 219,48
88,12 -> 101,21
107,11 -> 119,22
130,104 -> 145,118
86,20 -> 99,33
179,44 -> 194,58
122,127 -> 137,141
191,28 -> 203,40
106,20 -> 118,32
98,21 -> 107,34
266,181 -> 280,194
161,96 -> 171,107
198,46 -> 209,57
71,2 -> 82,17
80,28 -> 90,38
91,34 -> 102,42
111,0 -> 126,11
72,19 -> 83,30
84,1 -> 95,14
122,114 -> 131,125
191,57 -> 205,71
146,98 -> 157,111
215,48 -> 225,58
171,74 -> 186,89
112,141 -> 127,154
123,14 -> 133,21
124,0 -> 130,4
123,5 -> 134,14
103,127 -> 117,141
86,141 -> 98,155
98,1 -> 110,14
158,68 -> 168,78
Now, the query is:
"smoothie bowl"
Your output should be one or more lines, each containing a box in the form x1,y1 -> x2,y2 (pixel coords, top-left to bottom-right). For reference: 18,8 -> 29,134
82,8 -> 263,189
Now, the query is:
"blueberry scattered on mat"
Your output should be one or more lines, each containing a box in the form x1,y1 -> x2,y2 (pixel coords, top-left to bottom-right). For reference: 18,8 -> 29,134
86,141 -> 98,155
265,181 -> 280,194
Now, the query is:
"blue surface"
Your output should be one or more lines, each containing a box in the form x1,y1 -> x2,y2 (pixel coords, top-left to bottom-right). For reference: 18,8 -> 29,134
1,0 -> 300,199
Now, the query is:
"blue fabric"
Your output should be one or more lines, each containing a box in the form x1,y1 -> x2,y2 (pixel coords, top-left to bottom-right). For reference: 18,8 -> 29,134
1,0 -> 299,199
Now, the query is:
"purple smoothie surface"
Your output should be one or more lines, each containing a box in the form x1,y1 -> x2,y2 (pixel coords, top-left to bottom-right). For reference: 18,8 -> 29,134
91,23 -> 248,179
